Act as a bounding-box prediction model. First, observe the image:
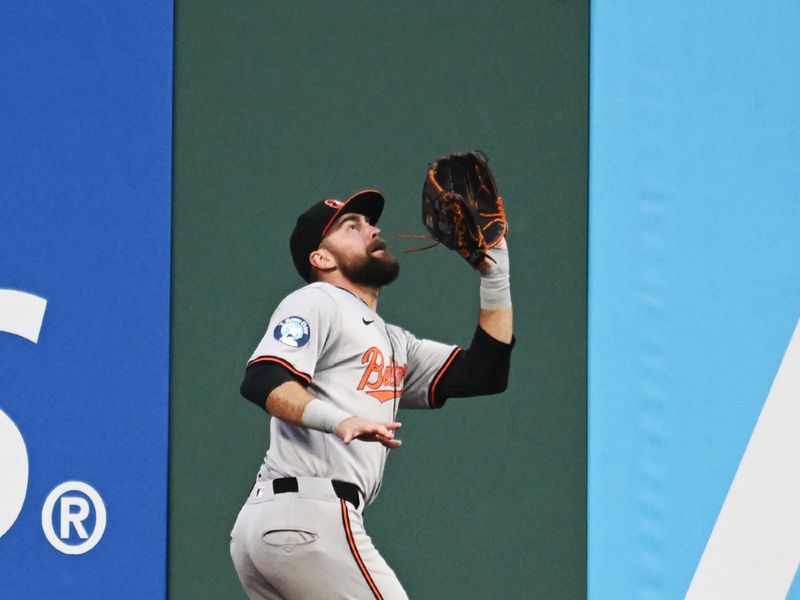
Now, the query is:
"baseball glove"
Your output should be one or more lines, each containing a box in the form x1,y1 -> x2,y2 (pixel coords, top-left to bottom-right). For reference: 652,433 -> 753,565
421,150 -> 507,267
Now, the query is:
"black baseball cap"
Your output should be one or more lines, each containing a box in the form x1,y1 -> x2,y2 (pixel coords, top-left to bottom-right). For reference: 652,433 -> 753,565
290,189 -> 385,282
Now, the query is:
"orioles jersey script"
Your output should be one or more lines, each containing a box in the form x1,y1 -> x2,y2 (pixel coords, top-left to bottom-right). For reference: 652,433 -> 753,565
247,282 -> 458,506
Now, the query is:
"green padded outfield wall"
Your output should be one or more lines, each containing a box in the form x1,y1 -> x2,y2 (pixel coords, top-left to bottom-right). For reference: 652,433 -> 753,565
170,2 -> 588,598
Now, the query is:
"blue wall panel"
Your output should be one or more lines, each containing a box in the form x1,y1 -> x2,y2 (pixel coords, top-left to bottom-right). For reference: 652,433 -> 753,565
589,2 -> 800,598
0,3 -> 173,598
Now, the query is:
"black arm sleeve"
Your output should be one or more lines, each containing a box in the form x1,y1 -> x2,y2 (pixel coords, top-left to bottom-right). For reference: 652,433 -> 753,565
239,361 -> 308,411
432,326 -> 515,406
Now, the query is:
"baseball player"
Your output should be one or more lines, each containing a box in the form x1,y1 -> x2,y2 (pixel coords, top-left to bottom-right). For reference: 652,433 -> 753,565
230,188 -> 513,599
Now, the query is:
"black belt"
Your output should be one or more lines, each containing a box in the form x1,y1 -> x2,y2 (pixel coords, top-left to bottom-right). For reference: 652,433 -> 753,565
272,477 -> 361,509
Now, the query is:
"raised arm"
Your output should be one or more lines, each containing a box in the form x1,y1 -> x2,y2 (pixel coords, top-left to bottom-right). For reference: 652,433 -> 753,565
477,238 -> 513,343
478,306 -> 513,344
423,239 -> 514,407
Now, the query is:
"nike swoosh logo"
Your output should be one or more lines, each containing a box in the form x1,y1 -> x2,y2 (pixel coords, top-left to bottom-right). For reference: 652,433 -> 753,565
362,317 -> 374,325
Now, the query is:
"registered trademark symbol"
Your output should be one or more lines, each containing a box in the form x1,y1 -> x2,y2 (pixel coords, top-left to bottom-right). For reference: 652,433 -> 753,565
41,481 -> 107,555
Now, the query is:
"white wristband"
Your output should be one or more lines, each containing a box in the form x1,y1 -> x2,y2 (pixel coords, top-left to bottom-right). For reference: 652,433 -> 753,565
479,245 -> 511,310
301,399 -> 352,433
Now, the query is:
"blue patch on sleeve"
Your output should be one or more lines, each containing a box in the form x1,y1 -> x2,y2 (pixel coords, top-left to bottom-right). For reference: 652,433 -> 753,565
274,317 -> 311,347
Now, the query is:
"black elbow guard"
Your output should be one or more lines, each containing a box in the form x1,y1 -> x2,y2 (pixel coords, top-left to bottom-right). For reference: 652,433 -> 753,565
239,360 -> 304,411
434,326 -> 514,404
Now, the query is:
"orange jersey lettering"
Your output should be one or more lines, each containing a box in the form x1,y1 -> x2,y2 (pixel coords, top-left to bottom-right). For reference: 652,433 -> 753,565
357,347 -> 407,402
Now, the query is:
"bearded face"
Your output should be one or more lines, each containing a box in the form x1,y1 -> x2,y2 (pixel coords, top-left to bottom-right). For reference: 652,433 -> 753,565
334,240 -> 400,288
313,213 -> 400,288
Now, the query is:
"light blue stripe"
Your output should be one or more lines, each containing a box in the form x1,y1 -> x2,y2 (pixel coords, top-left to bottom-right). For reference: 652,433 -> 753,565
789,567 -> 800,600
589,1 -> 800,598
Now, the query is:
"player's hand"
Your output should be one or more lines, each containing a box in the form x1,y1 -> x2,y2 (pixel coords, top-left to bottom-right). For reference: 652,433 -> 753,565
335,417 -> 402,449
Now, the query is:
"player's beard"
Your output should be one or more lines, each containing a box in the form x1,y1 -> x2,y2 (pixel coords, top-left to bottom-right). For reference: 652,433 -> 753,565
338,247 -> 400,289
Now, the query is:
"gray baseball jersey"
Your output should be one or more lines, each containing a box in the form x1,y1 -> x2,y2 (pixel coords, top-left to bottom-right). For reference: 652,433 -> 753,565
246,282 -> 458,506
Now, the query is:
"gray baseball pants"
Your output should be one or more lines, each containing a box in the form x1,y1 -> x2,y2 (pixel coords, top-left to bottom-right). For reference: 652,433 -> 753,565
230,477 -> 409,600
